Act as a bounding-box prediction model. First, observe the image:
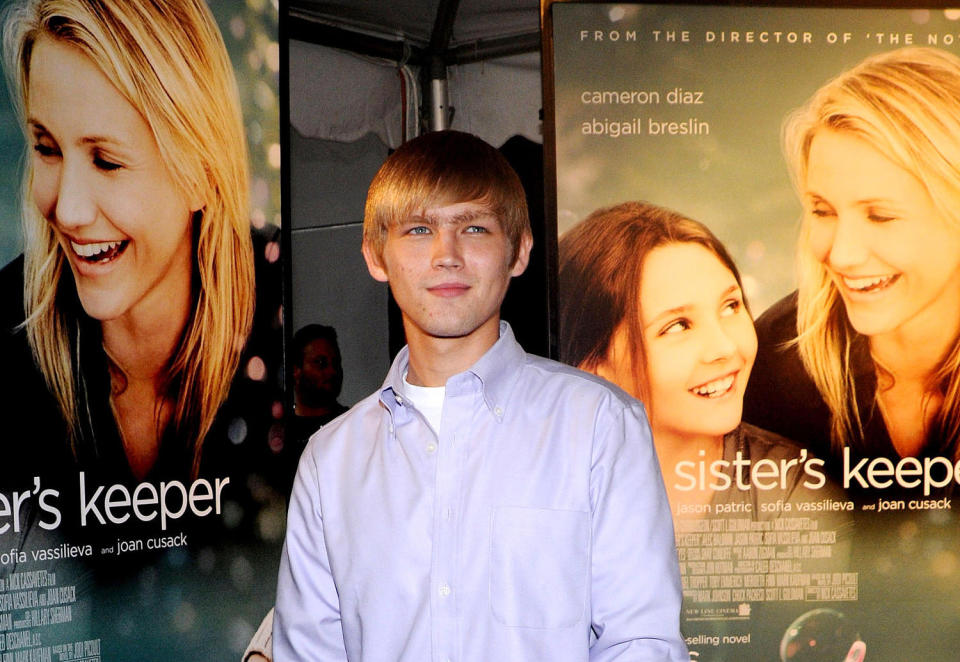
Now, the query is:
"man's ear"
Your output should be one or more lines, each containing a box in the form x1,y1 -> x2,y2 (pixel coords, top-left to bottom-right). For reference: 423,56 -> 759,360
510,232 -> 534,277
362,241 -> 389,282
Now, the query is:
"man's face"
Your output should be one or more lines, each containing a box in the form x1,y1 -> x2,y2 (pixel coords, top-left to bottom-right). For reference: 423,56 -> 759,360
294,337 -> 343,406
363,200 -> 531,345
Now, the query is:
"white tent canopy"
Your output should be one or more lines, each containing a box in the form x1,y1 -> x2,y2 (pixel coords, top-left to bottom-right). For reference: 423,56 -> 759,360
289,0 -> 540,47
287,0 -> 545,406
288,0 -> 543,146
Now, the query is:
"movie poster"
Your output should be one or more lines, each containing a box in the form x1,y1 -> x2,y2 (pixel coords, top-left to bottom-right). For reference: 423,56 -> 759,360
0,0 -> 282,659
549,3 -> 960,661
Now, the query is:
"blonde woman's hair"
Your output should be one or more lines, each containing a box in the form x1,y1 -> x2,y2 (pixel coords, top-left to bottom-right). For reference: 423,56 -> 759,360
3,0 -> 254,477
783,46 -> 960,458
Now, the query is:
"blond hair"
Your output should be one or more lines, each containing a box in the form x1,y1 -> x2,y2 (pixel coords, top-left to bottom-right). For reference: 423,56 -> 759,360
784,46 -> 960,457
362,130 -> 530,264
3,0 -> 254,477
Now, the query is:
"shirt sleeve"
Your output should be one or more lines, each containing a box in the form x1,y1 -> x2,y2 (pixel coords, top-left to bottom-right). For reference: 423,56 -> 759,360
273,449 -> 348,661
242,608 -> 274,661
588,398 -> 689,661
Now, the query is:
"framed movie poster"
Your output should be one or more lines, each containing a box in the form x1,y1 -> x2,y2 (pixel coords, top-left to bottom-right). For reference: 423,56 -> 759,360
0,0 -> 282,659
545,2 -> 960,660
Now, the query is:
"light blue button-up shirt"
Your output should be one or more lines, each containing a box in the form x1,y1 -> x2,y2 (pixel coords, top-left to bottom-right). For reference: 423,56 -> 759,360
274,323 -> 688,661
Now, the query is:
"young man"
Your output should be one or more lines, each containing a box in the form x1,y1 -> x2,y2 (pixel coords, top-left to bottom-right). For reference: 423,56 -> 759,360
274,131 -> 687,661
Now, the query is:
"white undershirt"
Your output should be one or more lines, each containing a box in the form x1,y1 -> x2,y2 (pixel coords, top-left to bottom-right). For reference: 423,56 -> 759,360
402,375 -> 445,435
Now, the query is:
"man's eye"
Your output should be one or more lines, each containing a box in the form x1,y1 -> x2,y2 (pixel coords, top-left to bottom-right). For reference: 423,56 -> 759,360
465,225 -> 488,233
407,226 -> 430,235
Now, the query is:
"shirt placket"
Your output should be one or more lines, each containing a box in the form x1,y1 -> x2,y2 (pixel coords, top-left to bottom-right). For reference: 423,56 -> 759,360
429,380 -> 471,662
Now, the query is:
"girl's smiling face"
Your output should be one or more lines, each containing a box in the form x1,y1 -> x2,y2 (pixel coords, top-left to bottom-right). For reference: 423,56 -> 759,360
639,242 -> 757,444
27,36 -> 199,327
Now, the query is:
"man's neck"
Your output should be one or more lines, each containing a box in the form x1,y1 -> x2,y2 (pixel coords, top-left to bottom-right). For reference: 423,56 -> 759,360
404,317 -> 501,387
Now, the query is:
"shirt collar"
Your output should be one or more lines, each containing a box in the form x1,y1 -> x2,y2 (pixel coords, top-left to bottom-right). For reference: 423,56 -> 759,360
379,321 -> 525,421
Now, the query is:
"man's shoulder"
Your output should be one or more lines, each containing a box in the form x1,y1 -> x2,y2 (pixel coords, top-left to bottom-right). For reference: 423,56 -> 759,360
516,353 -> 640,412
302,390 -> 383,449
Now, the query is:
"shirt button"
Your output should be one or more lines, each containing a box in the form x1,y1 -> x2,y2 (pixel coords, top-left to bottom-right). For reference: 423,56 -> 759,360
444,507 -> 453,520
439,583 -> 451,597
426,442 -> 437,454
494,406 -> 503,417
395,395 -> 404,405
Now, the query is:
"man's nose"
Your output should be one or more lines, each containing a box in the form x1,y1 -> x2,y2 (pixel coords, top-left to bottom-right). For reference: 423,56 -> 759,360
431,229 -> 463,269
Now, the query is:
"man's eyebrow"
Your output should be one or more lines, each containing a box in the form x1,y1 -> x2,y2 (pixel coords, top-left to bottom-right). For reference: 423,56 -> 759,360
399,207 -> 496,228
424,209 -> 494,224
401,213 -> 437,226
451,209 -> 493,224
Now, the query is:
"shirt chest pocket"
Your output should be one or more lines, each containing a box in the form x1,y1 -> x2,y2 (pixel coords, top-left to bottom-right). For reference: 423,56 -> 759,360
489,506 -> 589,629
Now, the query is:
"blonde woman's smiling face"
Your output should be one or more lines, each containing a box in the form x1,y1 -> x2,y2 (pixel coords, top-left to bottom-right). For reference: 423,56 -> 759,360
803,129 -> 960,343
639,242 -> 756,444
27,37 -> 199,326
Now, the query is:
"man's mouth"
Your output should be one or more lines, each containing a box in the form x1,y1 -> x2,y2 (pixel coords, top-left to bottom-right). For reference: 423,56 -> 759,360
690,374 -> 735,398
70,239 -> 129,264
840,273 -> 899,293
427,283 -> 470,297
